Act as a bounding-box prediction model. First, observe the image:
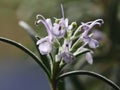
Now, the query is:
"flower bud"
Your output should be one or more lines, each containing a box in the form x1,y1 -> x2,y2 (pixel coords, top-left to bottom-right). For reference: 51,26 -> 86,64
55,18 -> 61,23
71,22 -> 77,29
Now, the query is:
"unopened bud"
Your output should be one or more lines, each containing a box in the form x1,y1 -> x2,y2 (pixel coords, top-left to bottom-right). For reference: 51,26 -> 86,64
55,19 -> 61,23
71,22 -> 77,29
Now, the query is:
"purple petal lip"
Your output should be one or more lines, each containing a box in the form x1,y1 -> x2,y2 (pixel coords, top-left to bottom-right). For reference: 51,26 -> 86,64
61,52 -> 74,63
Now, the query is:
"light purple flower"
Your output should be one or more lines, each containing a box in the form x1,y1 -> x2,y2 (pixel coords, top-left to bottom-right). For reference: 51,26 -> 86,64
35,15 -> 54,55
52,5 -> 72,38
76,19 -> 104,64
80,19 -> 103,49
36,36 -> 52,55
34,4 -> 104,65
52,18 -> 68,38
61,52 -> 74,63
80,19 -> 104,38
36,15 -> 53,41
61,40 -> 74,63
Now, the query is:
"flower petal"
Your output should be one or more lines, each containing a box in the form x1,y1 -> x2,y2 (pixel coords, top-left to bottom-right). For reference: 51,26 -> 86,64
61,52 -> 74,63
89,39 -> 99,49
52,23 -> 66,38
80,19 -> 104,33
36,36 -> 48,45
36,36 -> 52,55
46,18 -> 52,30
86,52 -> 93,64
65,18 -> 68,27
38,41 -> 52,55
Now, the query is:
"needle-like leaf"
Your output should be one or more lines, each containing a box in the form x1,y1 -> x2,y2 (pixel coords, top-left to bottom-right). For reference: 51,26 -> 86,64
57,70 -> 120,90
0,37 -> 51,80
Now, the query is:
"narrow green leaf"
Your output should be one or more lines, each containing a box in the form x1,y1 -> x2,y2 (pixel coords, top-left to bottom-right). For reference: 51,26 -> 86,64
68,76 -> 86,90
74,49 -> 90,57
0,37 -> 51,80
57,70 -> 120,90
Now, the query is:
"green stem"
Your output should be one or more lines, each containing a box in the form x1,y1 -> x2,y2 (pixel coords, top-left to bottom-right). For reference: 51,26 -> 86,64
50,56 -> 61,90
57,70 -> 120,90
50,79 -> 57,90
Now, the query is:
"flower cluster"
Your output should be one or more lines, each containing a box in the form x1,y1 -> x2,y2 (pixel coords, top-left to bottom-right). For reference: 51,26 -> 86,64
35,5 -> 104,64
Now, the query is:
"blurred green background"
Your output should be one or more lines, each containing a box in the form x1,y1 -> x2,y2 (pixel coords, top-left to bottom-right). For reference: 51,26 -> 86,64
0,0 -> 120,90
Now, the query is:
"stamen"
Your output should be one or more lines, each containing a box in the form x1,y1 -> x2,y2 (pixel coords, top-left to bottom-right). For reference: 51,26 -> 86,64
94,19 -> 104,24
35,19 -> 51,35
35,20 -> 40,25
36,14 -> 46,21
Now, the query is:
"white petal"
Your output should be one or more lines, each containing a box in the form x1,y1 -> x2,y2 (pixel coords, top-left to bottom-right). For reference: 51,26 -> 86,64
36,40 -> 41,45
46,18 -> 52,30
65,18 -> 68,27
53,24 -> 59,35
36,37 -> 48,45
38,41 -> 52,55
86,52 -> 93,64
